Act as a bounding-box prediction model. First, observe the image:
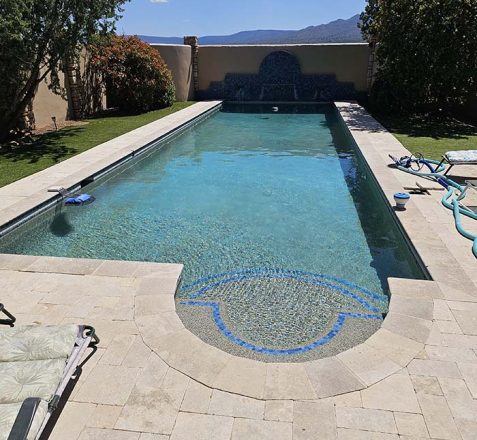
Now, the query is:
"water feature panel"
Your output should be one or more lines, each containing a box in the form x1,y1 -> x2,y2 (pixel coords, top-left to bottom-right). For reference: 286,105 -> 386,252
198,51 -> 358,101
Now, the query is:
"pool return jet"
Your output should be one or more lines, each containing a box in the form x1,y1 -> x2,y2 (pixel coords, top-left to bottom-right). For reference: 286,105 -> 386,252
390,153 -> 477,258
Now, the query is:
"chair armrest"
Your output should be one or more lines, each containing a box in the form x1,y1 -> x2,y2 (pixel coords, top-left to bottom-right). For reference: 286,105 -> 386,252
83,325 -> 100,347
7,398 -> 41,440
0,303 -> 16,326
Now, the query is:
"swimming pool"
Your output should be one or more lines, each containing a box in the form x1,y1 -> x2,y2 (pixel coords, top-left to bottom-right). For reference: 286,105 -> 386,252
0,103 -> 425,361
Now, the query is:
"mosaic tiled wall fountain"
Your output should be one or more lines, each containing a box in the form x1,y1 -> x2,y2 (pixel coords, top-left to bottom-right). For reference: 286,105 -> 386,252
197,50 -> 358,101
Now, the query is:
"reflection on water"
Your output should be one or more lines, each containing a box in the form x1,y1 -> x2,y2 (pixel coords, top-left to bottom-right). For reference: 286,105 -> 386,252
49,210 -> 74,237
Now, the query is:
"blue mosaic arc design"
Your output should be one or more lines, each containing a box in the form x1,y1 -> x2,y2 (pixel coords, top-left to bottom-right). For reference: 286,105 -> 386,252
197,50 -> 359,102
180,268 -> 388,303
186,273 -> 382,313
181,300 -> 382,356
179,268 -> 386,356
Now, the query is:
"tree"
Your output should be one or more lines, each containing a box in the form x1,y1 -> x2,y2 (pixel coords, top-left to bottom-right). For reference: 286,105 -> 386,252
360,0 -> 477,114
0,0 -> 128,141
89,35 -> 175,113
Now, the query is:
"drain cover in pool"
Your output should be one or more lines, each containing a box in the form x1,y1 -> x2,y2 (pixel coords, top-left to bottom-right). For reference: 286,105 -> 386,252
176,268 -> 389,363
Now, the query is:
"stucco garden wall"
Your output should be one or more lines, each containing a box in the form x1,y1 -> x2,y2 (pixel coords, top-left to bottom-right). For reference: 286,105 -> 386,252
32,42 -> 475,128
32,45 -> 193,130
151,44 -> 194,101
32,73 -> 70,129
197,44 -> 371,95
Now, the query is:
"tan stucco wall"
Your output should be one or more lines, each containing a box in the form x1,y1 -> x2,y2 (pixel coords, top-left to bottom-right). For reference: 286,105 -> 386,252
31,45 -> 192,130
152,44 -> 194,101
32,74 -> 69,129
198,44 -> 370,93
30,44 -> 370,129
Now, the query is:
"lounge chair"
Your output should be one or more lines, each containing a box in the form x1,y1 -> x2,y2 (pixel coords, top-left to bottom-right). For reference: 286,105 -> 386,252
0,303 -> 99,440
437,150 -> 477,175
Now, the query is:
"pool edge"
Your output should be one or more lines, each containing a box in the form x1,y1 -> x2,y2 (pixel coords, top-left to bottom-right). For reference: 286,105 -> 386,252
334,101 -> 476,291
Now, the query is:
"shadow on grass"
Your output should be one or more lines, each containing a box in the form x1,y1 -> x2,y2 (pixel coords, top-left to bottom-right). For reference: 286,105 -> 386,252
0,127 -> 85,164
372,113 -> 477,141
86,108 -> 143,119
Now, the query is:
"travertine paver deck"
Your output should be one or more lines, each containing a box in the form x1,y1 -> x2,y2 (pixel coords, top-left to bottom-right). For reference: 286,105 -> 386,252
0,102 -> 476,439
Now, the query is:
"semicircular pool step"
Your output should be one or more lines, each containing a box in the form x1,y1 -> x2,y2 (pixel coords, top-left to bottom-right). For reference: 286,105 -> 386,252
176,268 -> 389,363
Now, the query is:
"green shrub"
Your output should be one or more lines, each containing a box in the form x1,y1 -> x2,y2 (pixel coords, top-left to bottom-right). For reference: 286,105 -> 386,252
360,0 -> 477,115
90,35 -> 175,113
0,0 -> 126,141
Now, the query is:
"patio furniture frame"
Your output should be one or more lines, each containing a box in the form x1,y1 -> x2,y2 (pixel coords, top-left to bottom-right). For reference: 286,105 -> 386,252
1,304 -> 99,440
437,150 -> 477,176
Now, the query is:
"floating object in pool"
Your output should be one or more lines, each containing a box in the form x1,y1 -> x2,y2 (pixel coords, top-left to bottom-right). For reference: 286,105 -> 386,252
394,192 -> 410,210
65,194 -> 95,206
272,107 -> 279,112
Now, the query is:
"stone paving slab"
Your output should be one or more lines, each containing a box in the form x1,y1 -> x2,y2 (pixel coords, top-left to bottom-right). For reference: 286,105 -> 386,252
293,401 -> 336,440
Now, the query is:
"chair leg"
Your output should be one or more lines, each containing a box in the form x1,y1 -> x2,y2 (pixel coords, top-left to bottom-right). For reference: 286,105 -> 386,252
436,156 -> 446,171
0,303 -> 16,326
444,164 -> 454,176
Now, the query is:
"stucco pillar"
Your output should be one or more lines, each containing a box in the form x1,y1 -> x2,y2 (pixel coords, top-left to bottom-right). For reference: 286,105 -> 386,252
366,40 -> 377,93
184,36 -> 199,95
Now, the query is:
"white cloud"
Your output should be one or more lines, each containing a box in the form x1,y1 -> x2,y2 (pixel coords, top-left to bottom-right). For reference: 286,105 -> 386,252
150,0 -> 168,3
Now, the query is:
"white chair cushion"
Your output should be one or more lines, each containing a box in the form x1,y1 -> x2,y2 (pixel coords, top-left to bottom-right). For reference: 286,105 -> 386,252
445,150 -> 477,164
0,358 -> 67,404
0,325 -> 78,362
0,324 -> 79,439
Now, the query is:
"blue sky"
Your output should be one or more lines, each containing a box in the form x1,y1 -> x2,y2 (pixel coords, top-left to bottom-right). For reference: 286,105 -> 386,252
117,0 -> 367,37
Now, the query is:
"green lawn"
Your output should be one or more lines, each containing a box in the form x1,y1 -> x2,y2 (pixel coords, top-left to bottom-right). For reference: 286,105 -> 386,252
371,112 -> 477,160
0,102 -> 195,188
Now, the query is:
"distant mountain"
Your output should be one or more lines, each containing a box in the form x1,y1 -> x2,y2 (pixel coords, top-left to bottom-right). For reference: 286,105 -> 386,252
139,15 -> 364,45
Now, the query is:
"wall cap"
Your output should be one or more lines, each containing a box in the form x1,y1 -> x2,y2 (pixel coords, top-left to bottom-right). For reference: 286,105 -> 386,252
199,43 -> 368,48
149,44 -> 192,48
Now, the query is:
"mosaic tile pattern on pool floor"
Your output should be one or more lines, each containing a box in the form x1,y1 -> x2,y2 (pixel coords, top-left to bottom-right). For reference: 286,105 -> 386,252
176,268 -> 388,362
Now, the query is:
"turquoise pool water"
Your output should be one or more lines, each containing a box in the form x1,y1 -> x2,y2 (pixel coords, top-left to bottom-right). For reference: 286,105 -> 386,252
0,103 -> 425,361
